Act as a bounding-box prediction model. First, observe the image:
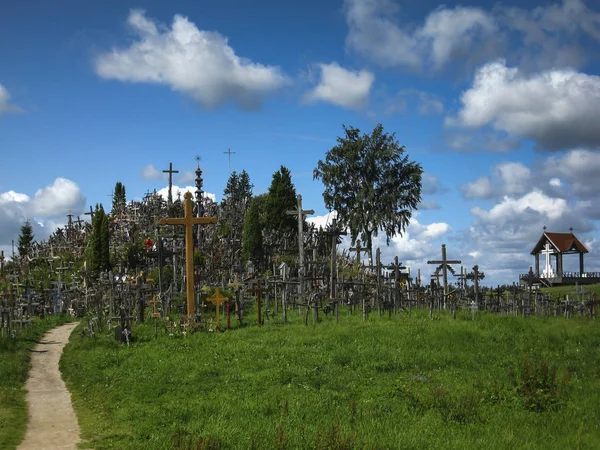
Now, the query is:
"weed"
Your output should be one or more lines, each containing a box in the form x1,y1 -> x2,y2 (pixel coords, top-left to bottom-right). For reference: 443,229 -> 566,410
315,424 -> 354,450
511,359 -> 572,412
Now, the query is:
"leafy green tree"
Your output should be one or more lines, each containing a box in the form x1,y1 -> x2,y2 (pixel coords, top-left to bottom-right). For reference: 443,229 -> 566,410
314,124 -> 423,262
17,220 -> 34,259
263,166 -> 297,235
112,181 -> 126,214
242,197 -> 263,268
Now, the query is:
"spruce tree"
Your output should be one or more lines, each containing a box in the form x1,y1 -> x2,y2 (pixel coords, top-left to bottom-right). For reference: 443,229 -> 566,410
263,166 -> 297,235
112,181 -> 126,214
17,220 -> 34,259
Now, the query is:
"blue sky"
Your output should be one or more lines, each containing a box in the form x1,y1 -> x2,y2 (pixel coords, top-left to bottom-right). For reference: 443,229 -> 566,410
1,0 -> 599,285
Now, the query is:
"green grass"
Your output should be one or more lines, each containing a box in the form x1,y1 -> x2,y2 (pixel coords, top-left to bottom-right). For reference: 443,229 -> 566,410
0,314 -> 73,449
62,310 -> 600,449
540,283 -> 600,299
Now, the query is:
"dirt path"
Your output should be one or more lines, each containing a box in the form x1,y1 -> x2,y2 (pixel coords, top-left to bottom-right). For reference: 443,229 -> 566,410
18,322 -> 81,450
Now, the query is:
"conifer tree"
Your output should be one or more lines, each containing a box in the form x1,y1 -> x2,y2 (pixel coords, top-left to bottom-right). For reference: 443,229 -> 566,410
263,166 -> 297,235
17,220 -> 34,259
112,181 -> 126,214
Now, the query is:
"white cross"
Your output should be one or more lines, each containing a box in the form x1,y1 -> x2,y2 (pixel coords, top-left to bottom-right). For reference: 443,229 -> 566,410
541,243 -> 555,278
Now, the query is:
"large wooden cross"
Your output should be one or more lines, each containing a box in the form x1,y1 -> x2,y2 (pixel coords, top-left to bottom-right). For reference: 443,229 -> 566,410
162,162 -> 179,206
427,244 -> 461,298
349,240 -> 368,266
159,191 -> 217,317
286,194 -> 314,300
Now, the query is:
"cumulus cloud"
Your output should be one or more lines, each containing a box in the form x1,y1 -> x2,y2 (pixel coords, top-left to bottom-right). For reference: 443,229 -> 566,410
344,0 -> 600,74
95,10 -> 289,110
447,60 -> 600,151
0,83 -> 23,115
421,172 -> 447,195
155,185 -> 216,203
461,176 -> 494,200
0,179 -> 86,257
141,164 -> 164,180
304,62 -> 374,110
344,0 -> 497,72
543,149 -> 600,196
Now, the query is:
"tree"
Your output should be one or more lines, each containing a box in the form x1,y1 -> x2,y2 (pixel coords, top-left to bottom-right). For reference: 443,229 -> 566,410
263,166 -> 297,235
18,220 -> 34,260
313,124 -> 423,263
242,196 -> 263,268
223,170 -> 253,207
87,204 -> 111,273
112,181 -> 126,214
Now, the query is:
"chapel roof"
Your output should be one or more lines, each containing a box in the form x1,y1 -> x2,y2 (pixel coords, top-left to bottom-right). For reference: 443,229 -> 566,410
530,232 -> 588,255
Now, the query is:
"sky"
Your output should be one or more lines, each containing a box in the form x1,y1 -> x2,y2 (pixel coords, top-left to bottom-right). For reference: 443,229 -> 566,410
1,0 -> 599,286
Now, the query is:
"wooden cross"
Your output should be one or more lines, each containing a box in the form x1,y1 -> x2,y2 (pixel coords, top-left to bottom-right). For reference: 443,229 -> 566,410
427,244 -> 461,298
207,288 -> 228,329
286,194 -> 314,299
163,162 -> 179,206
247,279 -> 270,327
323,218 -> 346,303
229,275 -> 243,292
149,296 -> 161,336
349,240 -> 367,266
159,191 -> 217,317
466,265 -> 485,305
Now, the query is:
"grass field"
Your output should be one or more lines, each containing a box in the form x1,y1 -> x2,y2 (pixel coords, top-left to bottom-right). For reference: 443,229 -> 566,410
0,314 -> 73,450
61,310 -> 600,449
540,283 -> 600,299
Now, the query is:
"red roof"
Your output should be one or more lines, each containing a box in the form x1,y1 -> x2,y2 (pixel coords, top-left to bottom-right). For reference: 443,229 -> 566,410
531,232 -> 588,254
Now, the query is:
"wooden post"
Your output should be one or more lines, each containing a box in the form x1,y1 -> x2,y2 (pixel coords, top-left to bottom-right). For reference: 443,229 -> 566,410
159,192 -> 217,317
285,195 -> 314,305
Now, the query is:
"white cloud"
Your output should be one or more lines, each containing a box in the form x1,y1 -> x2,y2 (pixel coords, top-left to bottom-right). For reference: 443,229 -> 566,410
0,179 -> 86,254
0,83 -> 22,115
549,178 -> 562,187
304,62 -> 374,110
344,0 -> 497,71
95,10 -> 289,110
344,0 -> 600,74
155,185 -> 216,203
461,176 -> 494,199
543,149 -> 600,196
141,164 -> 164,180
493,162 -> 531,195
472,189 -> 567,222
447,60 -> 600,151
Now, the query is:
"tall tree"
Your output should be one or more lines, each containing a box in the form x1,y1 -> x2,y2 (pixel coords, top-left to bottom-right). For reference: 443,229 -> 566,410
263,166 -> 297,235
242,196 -> 263,268
112,181 -> 126,214
87,204 -> 111,273
18,220 -> 34,259
313,124 -> 423,262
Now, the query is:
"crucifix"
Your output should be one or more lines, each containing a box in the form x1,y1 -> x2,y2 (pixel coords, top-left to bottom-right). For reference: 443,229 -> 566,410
162,162 -> 179,206
286,194 -> 314,302
159,191 -> 217,317
427,244 -> 461,299
207,288 -> 228,329
224,148 -> 236,174
84,205 -> 95,223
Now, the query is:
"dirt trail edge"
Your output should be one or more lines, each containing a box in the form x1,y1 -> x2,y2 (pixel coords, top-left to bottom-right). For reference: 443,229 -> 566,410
18,322 -> 81,450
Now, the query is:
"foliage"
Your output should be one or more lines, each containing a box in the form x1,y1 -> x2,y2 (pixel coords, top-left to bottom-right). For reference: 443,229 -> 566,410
62,312 -> 600,449
242,197 -> 263,268
511,359 -> 572,412
86,205 -> 111,273
17,220 -> 34,260
263,166 -> 297,236
314,124 -> 423,259
0,315 -> 73,449
112,182 -> 126,215
223,170 -> 253,207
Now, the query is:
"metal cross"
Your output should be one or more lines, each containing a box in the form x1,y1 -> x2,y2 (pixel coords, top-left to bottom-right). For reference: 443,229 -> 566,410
162,162 -> 179,206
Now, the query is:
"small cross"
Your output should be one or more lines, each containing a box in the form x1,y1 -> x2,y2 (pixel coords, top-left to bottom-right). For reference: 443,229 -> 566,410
207,288 -> 228,329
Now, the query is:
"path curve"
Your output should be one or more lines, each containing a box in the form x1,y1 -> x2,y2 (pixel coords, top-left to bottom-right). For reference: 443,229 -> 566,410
18,322 -> 81,450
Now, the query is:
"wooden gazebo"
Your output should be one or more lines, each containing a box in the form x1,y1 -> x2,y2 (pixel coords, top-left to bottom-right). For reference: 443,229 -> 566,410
525,229 -> 598,286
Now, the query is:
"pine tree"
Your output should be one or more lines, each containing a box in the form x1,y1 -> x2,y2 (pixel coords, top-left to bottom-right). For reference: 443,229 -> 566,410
17,220 -> 34,259
87,205 -> 111,273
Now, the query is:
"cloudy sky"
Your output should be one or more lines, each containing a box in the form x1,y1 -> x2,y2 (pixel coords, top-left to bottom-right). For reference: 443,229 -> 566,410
1,0 -> 599,285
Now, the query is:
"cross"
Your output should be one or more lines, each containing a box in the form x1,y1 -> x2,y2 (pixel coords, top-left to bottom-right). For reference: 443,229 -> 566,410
466,265 -> 485,306
207,288 -> 228,329
286,195 -> 314,299
247,279 -> 271,327
224,148 -> 236,174
323,218 -> 347,304
427,244 -> 461,298
162,162 -> 179,206
84,205 -> 95,223
349,240 -> 368,266
0,250 -> 4,276
229,275 -> 243,292
159,191 -> 218,317
149,296 -> 161,337
541,242 -> 555,278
